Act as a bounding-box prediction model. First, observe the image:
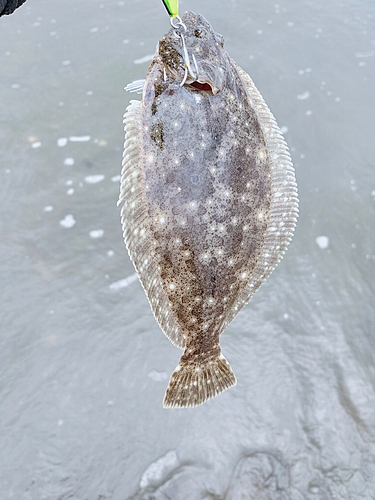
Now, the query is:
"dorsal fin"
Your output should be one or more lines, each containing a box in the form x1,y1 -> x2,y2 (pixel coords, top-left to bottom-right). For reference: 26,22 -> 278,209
222,60 -> 299,328
119,99 -> 185,349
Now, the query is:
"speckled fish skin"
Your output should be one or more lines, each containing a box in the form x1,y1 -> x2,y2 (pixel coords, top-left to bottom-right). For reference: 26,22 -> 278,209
119,11 -> 298,408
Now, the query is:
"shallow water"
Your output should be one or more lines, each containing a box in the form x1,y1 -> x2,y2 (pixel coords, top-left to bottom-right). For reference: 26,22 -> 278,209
1,0 -> 375,498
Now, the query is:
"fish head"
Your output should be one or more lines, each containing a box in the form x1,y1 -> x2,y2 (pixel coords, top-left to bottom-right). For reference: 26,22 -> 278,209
156,11 -> 228,94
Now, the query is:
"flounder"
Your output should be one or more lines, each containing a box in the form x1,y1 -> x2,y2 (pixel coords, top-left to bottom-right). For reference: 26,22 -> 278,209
118,11 -> 298,408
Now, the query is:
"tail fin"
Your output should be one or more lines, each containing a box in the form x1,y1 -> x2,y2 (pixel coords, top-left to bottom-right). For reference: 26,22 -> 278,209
163,353 -> 236,408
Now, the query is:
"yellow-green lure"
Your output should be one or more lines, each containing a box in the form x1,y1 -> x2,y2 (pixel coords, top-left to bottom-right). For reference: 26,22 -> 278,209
161,0 -> 179,18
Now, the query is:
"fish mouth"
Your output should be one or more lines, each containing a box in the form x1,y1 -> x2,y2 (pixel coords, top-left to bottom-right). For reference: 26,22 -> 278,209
189,81 -> 214,93
185,79 -> 219,95
165,66 -> 220,95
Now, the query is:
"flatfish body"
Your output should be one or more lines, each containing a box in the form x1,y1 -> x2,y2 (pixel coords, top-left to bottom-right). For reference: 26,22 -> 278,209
119,11 -> 298,408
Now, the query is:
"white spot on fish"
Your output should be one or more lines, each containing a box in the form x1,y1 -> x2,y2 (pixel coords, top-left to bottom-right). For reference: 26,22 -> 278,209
257,149 -> 265,160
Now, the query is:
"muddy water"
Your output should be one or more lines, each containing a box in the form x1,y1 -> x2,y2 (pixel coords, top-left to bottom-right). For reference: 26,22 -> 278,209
1,0 -> 375,498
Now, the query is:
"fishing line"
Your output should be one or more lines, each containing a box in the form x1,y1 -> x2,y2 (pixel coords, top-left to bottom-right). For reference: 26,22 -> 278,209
162,1 -> 199,86
161,0 -> 179,18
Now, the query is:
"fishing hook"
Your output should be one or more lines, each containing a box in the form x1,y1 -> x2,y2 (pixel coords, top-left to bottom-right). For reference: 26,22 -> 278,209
170,15 -> 197,86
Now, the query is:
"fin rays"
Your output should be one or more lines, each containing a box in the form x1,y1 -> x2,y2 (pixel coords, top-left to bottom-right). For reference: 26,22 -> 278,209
221,60 -> 299,329
119,99 -> 186,349
163,353 -> 236,408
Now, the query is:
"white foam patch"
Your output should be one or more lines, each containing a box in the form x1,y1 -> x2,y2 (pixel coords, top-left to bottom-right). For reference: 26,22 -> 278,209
43,205 -> 53,212
60,214 -> 76,228
31,141 -> 41,149
371,190 -> 375,197
89,229 -> 104,239
109,273 -> 138,290
315,235 -> 329,249
297,91 -> 310,100
111,174 -> 121,182
148,370 -> 168,382
84,174 -> 105,184
57,138 -> 68,147
69,135 -> 91,142
140,450 -> 178,489
64,157 -> 74,166
280,126 -> 289,134
134,54 -> 154,65
355,51 -> 374,58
